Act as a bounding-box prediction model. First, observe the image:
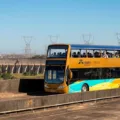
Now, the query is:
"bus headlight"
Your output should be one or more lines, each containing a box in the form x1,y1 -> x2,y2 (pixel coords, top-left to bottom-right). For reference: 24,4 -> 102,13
44,84 -> 49,88
58,85 -> 64,89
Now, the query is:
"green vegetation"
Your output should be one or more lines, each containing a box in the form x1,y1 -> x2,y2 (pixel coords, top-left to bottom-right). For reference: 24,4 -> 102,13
0,73 -> 15,80
23,71 -> 37,76
14,73 -> 44,79
0,73 -> 44,80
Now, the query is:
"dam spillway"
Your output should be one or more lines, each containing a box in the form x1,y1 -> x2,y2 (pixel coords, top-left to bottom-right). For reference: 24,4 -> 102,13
0,58 -> 45,74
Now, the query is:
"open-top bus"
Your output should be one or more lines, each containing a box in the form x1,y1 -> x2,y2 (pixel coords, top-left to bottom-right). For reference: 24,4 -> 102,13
44,44 -> 120,93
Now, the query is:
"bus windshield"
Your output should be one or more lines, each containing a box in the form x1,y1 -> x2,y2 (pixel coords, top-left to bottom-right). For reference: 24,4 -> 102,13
45,66 -> 65,84
47,45 -> 68,58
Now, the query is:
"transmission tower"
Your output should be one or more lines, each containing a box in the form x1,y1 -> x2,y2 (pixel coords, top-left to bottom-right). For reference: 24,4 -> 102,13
82,34 -> 94,45
23,36 -> 33,58
49,35 -> 59,44
116,33 -> 120,45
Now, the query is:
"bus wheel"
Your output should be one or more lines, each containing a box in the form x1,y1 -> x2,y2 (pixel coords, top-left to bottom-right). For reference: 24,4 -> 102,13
81,84 -> 89,92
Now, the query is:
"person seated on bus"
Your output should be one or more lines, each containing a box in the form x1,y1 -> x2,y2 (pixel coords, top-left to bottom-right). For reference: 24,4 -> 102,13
106,69 -> 111,78
87,52 -> 90,57
72,52 -> 77,57
112,53 -> 116,58
62,52 -> 66,57
116,54 -> 119,58
88,52 -> 93,58
57,52 -> 60,56
115,52 -> 119,58
65,49 -> 68,54
108,53 -> 112,58
58,52 -> 62,57
94,51 -> 97,57
107,52 -> 112,58
51,53 -> 54,57
53,52 -> 56,57
98,52 -> 101,57
91,53 -> 93,57
77,51 -> 81,57
117,51 -> 120,57
94,51 -> 100,58
102,51 -> 108,58
82,52 -> 86,57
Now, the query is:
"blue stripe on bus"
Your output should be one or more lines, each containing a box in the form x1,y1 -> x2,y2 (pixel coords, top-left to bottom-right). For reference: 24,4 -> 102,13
68,79 -> 114,93
70,44 -> 120,50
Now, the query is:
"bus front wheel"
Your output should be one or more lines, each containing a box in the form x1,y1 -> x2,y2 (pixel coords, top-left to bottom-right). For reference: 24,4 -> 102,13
81,84 -> 89,92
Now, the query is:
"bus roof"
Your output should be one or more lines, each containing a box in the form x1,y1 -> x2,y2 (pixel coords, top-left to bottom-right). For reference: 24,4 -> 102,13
70,44 -> 120,50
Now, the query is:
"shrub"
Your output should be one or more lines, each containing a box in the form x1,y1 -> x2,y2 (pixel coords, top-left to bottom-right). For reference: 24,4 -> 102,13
23,71 -> 37,76
1,73 -> 14,80
23,72 -> 30,76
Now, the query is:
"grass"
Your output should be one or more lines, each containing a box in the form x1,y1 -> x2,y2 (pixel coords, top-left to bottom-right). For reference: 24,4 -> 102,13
12,73 -> 44,79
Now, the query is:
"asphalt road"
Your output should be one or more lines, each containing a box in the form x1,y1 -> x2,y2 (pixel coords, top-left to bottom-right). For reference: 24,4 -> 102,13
0,99 -> 120,120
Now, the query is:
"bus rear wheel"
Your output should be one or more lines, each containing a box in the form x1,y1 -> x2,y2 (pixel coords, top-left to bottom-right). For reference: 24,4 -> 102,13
81,84 -> 89,92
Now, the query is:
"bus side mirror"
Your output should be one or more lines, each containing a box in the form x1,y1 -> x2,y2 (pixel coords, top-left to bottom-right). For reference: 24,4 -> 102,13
68,69 -> 73,80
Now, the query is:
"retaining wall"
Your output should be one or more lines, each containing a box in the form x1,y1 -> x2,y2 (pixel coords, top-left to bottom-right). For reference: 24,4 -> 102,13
0,79 -> 44,93
0,88 -> 120,113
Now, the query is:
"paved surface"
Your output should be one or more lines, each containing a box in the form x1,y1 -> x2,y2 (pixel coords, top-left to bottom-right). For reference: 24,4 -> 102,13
0,99 -> 120,120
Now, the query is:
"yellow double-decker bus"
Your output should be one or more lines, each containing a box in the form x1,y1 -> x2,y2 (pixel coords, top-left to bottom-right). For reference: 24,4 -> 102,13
44,44 -> 120,93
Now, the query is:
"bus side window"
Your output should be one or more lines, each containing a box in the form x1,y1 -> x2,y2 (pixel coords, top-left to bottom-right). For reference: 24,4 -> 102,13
83,69 -> 101,79
48,70 -> 52,80
53,70 -> 56,79
101,68 -> 120,79
71,50 -> 81,58
70,68 -> 120,81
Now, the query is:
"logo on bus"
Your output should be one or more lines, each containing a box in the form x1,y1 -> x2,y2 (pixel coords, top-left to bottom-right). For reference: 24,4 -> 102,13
78,59 -> 91,65
78,60 -> 84,64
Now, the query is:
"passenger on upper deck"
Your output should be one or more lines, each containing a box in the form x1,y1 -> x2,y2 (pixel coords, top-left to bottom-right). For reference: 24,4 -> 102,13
102,51 -> 108,58
54,52 -> 56,56
87,52 -> 93,58
94,51 -> 101,58
82,53 -> 86,57
72,52 -> 77,57
116,54 -> 119,58
77,51 -> 81,57
114,52 -> 119,58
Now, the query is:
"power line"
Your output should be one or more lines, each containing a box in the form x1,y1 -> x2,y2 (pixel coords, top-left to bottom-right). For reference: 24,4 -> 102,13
116,33 -> 120,45
23,36 -> 33,58
82,34 -> 94,45
49,35 -> 59,44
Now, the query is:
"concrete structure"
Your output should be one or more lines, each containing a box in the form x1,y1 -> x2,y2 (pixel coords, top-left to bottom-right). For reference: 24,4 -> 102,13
1,99 -> 120,120
0,79 -> 44,93
0,64 -> 45,74
0,89 -> 120,114
0,58 -> 45,74
0,58 -> 45,65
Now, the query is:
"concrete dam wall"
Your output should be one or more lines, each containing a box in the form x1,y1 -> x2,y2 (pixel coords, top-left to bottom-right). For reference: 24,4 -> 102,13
0,58 -> 45,74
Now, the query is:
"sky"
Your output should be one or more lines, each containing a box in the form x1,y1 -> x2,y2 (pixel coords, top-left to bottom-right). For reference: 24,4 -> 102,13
0,0 -> 120,54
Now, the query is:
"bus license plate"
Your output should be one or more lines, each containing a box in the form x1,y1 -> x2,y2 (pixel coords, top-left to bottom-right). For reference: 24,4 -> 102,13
50,89 -> 56,92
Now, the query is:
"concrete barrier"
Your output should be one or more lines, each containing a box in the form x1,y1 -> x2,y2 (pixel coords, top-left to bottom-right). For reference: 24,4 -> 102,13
0,88 -> 120,113
0,79 -> 44,93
